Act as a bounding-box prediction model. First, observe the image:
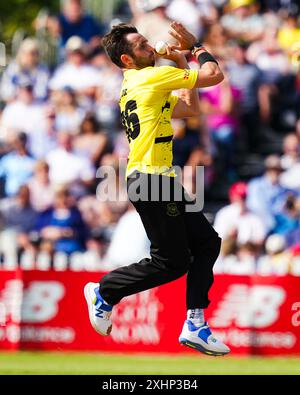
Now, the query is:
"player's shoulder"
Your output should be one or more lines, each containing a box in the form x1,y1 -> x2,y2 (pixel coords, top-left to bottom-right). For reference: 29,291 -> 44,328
143,65 -> 178,76
141,65 -> 181,82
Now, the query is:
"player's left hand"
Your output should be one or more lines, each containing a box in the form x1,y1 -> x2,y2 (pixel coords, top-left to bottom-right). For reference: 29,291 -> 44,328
168,21 -> 197,51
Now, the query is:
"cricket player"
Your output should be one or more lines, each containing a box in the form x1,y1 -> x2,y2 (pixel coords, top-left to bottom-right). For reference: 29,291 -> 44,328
84,22 -> 230,356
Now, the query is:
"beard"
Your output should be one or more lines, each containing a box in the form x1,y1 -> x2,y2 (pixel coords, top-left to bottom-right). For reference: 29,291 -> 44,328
133,54 -> 155,69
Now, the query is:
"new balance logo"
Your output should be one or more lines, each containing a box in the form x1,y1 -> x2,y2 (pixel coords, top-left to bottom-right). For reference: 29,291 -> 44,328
95,310 -> 104,318
210,285 -> 286,329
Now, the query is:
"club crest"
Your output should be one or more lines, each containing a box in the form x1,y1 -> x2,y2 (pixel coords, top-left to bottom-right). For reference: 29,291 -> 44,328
166,203 -> 180,217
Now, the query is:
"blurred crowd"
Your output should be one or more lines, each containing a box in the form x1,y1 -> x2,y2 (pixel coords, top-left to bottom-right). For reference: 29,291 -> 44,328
0,0 -> 299,274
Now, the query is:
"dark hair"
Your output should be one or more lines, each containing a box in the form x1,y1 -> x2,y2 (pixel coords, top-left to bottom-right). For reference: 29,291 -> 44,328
80,113 -> 101,134
102,23 -> 138,68
16,132 -> 28,145
285,194 -> 296,211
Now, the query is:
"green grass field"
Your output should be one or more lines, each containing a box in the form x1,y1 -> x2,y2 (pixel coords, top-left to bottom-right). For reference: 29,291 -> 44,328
0,352 -> 300,375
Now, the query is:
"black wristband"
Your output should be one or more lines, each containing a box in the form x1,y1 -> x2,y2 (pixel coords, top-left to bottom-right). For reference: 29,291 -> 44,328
189,41 -> 203,51
197,51 -> 218,67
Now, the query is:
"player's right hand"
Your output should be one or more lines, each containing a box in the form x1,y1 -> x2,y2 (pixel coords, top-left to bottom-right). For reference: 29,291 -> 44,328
168,21 -> 197,51
157,44 -> 186,63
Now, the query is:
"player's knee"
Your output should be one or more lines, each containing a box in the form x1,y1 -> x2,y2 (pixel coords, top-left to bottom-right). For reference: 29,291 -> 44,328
168,258 -> 190,281
172,252 -> 191,273
150,248 -> 192,278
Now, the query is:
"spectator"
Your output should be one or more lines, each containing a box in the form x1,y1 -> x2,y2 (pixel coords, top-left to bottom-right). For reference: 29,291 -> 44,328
172,116 -> 213,191
90,48 -> 123,129
32,105 -> 59,160
200,72 -> 241,179
262,0 -> 299,13
195,0 -> 221,25
246,155 -> 291,231
166,0 -> 204,39
0,185 -> 38,257
0,133 -> 35,197
0,80 -> 49,155
278,196 -> 300,249
297,118 -> 300,139
236,242 -> 260,262
113,130 -> 130,160
202,23 -> 230,60
285,214 -> 300,248
54,86 -> 86,134
173,116 -> 207,168
221,0 -> 265,43
247,27 -> 291,84
78,195 -> 103,236
103,205 -> 150,269
272,193 -> 300,236
46,131 -> 95,197
280,133 -> 300,170
226,40 -> 262,151
49,36 -> 100,100
257,234 -> 291,275
217,242 -> 257,274
47,0 -> 104,50
247,26 -> 291,124
0,38 -> 50,103
28,161 -> 56,212
132,0 -> 176,46
274,84 -> 299,133
96,154 -> 129,233
280,151 -> 300,190
73,113 -> 108,165
36,186 -> 88,255
214,181 -> 266,249
277,10 -> 300,52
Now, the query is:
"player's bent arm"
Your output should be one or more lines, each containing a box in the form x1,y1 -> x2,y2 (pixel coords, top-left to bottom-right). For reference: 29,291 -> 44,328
167,23 -> 224,88
194,63 -> 224,88
166,50 -> 201,118
193,48 -> 224,88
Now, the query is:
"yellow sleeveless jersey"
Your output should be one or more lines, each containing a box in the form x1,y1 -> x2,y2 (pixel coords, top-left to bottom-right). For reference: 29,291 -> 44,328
119,66 -> 198,178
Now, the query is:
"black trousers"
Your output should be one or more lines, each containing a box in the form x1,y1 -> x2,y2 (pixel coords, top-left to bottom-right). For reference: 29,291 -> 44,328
99,172 -> 221,309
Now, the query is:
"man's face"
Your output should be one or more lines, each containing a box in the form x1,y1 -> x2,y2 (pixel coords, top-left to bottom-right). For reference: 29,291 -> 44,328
124,33 -> 155,69
233,46 -> 246,64
55,191 -> 69,208
64,0 -> 82,23
58,132 -> 73,151
266,168 -> 281,184
20,48 -> 39,68
13,136 -> 26,152
68,50 -> 85,66
230,195 -> 246,207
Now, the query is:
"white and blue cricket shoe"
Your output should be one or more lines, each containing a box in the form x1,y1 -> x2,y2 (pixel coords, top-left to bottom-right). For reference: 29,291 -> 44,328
179,320 -> 230,356
84,282 -> 113,336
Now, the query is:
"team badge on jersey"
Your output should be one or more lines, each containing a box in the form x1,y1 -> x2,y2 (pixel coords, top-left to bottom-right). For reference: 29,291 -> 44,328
166,203 -> 180,217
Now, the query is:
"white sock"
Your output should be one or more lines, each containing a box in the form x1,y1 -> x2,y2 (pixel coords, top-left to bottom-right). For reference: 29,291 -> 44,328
187,309 -> 205,327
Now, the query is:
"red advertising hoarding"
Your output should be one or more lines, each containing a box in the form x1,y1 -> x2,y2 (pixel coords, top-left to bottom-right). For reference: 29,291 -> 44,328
0,270 -> 299,355
0,270 -> 23,351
